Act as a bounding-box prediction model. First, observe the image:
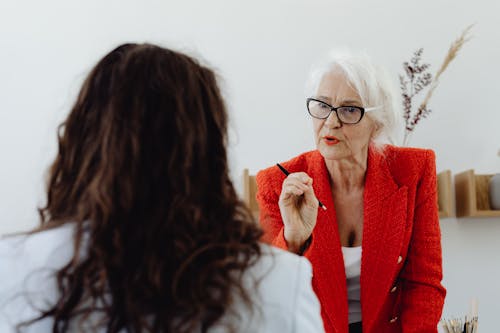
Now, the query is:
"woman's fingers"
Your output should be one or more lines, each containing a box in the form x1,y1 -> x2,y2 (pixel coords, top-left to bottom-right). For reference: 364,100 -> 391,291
283,184 -> 305,196
278,172 -> 319,253
282,173 -> 312,192
282,178 -> 308,192
281,180 -> 307,200
287,172 -> 312,185
278,172 -> 318,253
302,182 -> 319,208
280,172 -> 318,206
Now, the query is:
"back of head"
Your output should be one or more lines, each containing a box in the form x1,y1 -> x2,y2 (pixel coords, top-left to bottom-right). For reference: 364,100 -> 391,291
32,43 -> 262,333
306,49 -> 402,146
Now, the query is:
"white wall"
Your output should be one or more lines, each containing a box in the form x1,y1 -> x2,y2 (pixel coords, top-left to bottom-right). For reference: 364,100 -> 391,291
1,0 -> 499,331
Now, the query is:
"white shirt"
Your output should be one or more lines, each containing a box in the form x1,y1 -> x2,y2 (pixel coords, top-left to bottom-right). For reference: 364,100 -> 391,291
0,224 -> 324,333
341,246 -> 362,324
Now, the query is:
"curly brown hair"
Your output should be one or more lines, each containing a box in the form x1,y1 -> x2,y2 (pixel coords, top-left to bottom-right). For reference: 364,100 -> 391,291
23,43 -> 262,332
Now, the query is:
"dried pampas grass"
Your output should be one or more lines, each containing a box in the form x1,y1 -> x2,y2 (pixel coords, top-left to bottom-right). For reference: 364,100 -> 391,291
402,25 -> 473,146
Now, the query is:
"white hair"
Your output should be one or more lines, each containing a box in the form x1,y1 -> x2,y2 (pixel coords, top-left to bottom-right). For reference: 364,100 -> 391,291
305,49 -> 402,147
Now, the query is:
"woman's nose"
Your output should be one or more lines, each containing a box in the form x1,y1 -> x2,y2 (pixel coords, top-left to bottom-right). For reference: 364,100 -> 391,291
324,110 -> 342,128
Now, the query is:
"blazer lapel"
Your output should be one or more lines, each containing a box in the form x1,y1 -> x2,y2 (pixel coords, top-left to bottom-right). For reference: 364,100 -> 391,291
361,147 -> 408,331
307,151 -> 349,333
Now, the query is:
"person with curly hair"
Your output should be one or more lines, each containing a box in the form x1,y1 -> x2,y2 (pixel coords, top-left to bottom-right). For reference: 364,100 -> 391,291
0,43 -> 323,333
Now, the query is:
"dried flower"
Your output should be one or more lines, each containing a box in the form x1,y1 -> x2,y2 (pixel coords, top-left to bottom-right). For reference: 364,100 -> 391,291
401,25 -> 473,146
400,48 -> 433,134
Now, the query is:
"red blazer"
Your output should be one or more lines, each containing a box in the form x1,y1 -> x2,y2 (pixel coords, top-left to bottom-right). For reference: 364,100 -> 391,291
256,145 -> 446,333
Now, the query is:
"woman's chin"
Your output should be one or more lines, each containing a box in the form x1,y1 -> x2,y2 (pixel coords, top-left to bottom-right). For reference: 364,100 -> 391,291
318,145 -> 346,161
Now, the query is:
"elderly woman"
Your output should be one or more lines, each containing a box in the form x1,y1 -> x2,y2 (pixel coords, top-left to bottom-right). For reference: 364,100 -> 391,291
256,51 -> 446,333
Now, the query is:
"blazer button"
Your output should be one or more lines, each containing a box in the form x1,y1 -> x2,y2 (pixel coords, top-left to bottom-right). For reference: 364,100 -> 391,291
390,285 -> 397,293
389,316 -> 398,323
397,256 -> 403,264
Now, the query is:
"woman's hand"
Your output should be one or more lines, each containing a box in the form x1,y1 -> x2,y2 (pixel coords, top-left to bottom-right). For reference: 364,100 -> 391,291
278,172 -> 319,254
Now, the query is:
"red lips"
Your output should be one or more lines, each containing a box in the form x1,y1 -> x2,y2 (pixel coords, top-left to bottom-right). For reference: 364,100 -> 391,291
323,136 -> 340,145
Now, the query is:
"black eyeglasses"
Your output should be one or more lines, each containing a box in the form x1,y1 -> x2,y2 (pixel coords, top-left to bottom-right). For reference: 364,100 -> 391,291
306,98 -> 380,124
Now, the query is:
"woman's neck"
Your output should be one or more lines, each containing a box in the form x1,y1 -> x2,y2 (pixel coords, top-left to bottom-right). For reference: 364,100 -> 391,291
325,148 -> 369,193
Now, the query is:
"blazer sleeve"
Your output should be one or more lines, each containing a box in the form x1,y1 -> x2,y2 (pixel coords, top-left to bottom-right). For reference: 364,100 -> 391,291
255,169 -> 289,250
292,257 -> 324,333
399,150 -> 446,332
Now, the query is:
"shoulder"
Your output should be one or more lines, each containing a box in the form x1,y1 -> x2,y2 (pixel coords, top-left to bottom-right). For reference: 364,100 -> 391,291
0,224 -> 76,331
245,244 -> 313,307
212,244 -> 320,332
382,145 -> 436,183
254,243 -> 313,280
0,223 -> 76,287
256,150 -> 319,191
383,144 -> 435,163
0,224 -> 75,269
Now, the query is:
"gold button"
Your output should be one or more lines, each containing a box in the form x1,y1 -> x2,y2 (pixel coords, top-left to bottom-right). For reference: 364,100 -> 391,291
390,286 -> 397,293
397,256 -> 403,264
389,316 -> 398,323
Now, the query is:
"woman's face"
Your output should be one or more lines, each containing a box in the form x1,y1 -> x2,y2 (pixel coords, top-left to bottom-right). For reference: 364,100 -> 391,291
312,70 -> 376,162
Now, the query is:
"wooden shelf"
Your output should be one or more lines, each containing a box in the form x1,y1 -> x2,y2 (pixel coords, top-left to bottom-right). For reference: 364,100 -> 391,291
437,170 -> 453,218
455,169 -> 500,217
242,169 -> 260,219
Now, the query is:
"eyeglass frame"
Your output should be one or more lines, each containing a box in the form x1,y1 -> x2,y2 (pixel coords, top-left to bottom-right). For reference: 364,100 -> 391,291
306,98 -> 381,125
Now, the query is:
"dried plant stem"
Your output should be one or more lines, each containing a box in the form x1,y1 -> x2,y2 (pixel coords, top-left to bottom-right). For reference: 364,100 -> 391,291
402,25 -> 473,146
419,25 -> 473,110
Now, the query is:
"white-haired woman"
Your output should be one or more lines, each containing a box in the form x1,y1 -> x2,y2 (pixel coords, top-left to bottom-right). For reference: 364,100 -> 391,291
256,51 -> 446,333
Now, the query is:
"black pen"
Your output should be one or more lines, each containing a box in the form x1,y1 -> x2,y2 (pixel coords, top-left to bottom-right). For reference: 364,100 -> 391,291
276,163 -> 327,211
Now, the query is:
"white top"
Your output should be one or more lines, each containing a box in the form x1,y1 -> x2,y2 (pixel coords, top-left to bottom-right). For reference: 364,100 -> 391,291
341,246 -> 362,324
0,224 -> 324,333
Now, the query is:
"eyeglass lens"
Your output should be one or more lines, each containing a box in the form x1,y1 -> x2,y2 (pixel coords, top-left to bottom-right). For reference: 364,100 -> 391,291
307,100 -> 363,124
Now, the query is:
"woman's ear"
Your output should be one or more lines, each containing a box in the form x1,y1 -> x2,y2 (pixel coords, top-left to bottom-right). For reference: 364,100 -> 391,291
369,118 -> 382,139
